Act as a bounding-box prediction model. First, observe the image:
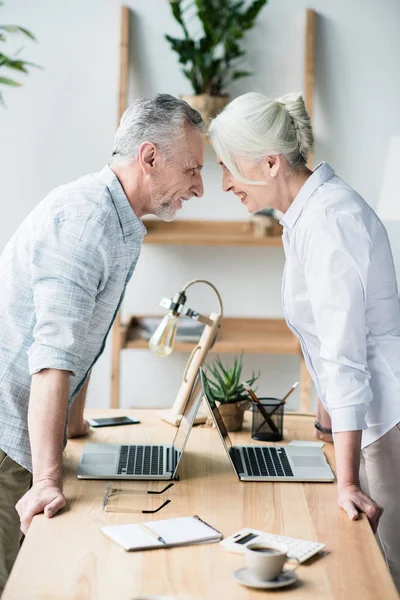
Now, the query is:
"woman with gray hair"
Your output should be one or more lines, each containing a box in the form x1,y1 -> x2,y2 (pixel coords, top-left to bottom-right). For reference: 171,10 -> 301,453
209,92 -> 400,590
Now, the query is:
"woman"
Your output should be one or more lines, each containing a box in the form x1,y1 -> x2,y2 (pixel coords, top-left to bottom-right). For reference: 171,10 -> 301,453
209,92 -> 400,590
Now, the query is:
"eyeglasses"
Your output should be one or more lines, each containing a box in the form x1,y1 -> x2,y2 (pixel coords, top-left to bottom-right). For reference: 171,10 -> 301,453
103,481 -> 174,514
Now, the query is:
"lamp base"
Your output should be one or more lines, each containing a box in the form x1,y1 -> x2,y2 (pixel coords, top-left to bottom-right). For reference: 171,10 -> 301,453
157,408 -> 207,427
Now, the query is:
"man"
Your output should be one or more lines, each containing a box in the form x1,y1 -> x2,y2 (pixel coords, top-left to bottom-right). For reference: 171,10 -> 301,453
0,93 -> 204,594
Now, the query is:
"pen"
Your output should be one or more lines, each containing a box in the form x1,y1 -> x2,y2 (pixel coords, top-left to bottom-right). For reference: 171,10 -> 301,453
242,382 -> 279,434
139,523 -> 166,545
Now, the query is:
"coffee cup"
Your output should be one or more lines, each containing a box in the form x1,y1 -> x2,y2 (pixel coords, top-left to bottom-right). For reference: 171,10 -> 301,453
245,542 -> 299,581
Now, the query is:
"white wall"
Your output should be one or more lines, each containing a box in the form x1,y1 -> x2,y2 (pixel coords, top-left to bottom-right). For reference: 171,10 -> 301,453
1,0 -> 399,411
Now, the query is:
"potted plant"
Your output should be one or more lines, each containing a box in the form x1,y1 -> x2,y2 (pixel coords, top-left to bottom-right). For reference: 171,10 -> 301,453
165,0 -> 268,125
204,353 -> 260,431
0,0 -> 39,106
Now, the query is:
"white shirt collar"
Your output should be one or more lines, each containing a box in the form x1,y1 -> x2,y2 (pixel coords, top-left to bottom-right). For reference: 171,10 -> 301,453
280,162 -> 335,231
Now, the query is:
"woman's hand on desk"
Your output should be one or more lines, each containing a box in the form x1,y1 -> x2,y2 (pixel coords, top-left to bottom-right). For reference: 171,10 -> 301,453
16,479 -> 66,535
338,484 -> 383,533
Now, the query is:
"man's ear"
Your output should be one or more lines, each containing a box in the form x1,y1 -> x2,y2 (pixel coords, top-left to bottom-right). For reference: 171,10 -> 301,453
138,142 -> 158,175
265,154 -> 280,178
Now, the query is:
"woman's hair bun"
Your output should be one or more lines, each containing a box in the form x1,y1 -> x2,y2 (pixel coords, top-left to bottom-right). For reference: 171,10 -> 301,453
278,93 -> 314,162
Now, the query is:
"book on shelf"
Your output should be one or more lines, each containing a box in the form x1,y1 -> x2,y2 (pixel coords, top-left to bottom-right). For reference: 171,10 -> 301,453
136,316 -> 205,342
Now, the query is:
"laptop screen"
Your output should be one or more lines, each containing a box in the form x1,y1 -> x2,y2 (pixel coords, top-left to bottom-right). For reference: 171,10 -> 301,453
198,368 -> 233,455
171,370 -> 202,458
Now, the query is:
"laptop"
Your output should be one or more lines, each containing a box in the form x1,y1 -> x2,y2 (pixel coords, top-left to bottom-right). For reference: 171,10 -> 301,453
77,372 -> 202,480
199,368 -> 335,483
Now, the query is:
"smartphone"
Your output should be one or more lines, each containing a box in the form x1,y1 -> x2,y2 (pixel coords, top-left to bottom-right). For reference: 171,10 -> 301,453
87,416 -> 140,428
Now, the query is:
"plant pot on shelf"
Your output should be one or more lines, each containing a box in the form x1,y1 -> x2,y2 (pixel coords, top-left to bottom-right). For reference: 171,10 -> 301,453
180,94 -> 229,128
218,400 -> 250,432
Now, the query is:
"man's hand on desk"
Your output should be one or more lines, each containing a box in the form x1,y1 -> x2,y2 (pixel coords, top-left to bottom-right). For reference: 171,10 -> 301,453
16,479 -> 66,535
67,418 -> 91,439
67,376 -> 91,439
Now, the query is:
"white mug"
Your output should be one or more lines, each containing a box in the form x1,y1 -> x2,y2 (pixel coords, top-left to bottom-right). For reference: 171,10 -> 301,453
245,542 -> 299,581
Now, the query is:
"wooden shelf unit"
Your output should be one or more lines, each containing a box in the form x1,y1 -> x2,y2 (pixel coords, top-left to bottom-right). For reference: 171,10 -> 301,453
124,316 -> 300,355
142,219 -> 283,247
120,315 -> 312,413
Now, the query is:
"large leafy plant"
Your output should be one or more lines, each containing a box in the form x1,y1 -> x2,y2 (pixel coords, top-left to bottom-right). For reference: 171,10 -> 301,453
0,1 -> 39,105
166,0 -> 267,96
204,353 -> 260,406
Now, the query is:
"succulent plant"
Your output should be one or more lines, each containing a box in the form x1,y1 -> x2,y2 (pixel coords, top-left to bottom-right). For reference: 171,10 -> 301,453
204,353 -> 259,406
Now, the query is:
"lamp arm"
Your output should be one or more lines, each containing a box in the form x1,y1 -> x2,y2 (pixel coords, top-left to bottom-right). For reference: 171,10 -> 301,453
180,279 -> 224,317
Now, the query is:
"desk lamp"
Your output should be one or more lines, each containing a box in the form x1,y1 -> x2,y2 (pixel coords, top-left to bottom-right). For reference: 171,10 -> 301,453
149,279 -> 223,426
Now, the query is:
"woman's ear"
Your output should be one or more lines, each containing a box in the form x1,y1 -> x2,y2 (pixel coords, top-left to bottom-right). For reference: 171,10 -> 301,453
266,154 -> 280,178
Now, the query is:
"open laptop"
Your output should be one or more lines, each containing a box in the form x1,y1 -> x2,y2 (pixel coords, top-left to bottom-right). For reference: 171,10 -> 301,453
77,372 -> 202,480
199,368 -> 335,483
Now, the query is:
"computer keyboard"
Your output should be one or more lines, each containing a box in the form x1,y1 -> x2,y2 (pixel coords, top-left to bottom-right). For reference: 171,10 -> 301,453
234,446 -> 294,477
117,445 -> 164,475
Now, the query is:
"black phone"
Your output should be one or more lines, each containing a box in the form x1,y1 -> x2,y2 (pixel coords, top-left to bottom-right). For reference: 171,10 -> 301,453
87,416 -> 140,428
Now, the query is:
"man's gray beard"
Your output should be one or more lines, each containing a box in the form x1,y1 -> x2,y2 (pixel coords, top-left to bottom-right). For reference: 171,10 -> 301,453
152,197 -> 178,222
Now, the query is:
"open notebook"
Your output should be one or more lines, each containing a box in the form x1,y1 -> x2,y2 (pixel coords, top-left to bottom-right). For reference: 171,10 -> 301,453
102,515 -> 222,551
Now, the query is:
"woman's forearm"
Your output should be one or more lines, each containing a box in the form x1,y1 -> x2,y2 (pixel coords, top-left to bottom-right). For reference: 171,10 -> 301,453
334,430 -> 362,490
316,399 -> 331,428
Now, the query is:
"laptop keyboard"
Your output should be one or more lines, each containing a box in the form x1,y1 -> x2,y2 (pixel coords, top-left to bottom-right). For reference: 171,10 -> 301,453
117,445 -> 164,476
233,447 -> 294,477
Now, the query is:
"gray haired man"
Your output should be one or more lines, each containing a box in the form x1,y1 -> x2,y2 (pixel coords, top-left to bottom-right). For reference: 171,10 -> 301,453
0,94 -> 204,595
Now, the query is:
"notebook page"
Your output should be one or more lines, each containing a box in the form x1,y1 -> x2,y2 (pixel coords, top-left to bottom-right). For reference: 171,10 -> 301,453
102,524 -> 158,550
102,516 -> 221,550
147,516 -> 220,545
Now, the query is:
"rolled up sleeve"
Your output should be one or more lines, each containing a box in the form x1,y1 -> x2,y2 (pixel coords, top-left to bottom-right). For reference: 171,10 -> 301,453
28,215 -> 111,376
298,210 -> 373,432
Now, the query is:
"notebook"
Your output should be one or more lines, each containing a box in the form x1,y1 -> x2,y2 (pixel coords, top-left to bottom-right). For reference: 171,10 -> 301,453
102,515 -> 222,551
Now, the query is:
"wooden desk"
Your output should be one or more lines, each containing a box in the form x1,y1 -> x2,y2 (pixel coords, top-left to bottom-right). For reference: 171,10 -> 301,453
4,410 -> 397,600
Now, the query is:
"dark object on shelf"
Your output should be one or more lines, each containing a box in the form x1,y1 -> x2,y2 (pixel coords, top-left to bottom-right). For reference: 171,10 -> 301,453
252,398 -> 284,442
129,316 -> 205,343
251,208 -> 283,238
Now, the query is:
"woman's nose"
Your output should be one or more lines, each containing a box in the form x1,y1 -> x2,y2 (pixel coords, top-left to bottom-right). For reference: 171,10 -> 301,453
222,170 -> 233,192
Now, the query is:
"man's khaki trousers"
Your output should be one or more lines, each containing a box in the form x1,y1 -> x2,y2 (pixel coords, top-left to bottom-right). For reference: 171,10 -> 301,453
0,450 -> 31,597
360,423 -> 400,593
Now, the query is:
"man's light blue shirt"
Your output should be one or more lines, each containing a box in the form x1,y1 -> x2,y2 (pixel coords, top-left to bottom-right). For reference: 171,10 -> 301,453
0,165 -> 146,471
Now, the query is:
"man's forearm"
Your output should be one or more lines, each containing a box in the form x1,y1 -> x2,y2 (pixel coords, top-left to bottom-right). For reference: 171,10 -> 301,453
334,430 -> 362,490
68,374 -> 90,430
28,369 -> 70,486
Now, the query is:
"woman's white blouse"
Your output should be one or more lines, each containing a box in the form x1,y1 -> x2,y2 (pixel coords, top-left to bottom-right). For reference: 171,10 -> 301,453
280,162 -> 400,448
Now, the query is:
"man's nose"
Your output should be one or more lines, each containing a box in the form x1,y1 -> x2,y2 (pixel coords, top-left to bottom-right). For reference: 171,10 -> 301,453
192,173 -> 204,198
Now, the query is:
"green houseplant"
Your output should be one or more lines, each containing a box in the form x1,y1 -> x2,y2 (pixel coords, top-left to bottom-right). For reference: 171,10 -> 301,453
0,1 -> 39,106
166,0 -> 267,124
204,353 -> 260,431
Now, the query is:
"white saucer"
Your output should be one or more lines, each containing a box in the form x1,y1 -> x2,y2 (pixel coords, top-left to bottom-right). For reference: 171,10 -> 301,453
233,567 -> 297,589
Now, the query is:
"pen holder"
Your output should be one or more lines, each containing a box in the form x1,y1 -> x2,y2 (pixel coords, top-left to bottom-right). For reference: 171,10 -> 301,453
251,398 -> 284,442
